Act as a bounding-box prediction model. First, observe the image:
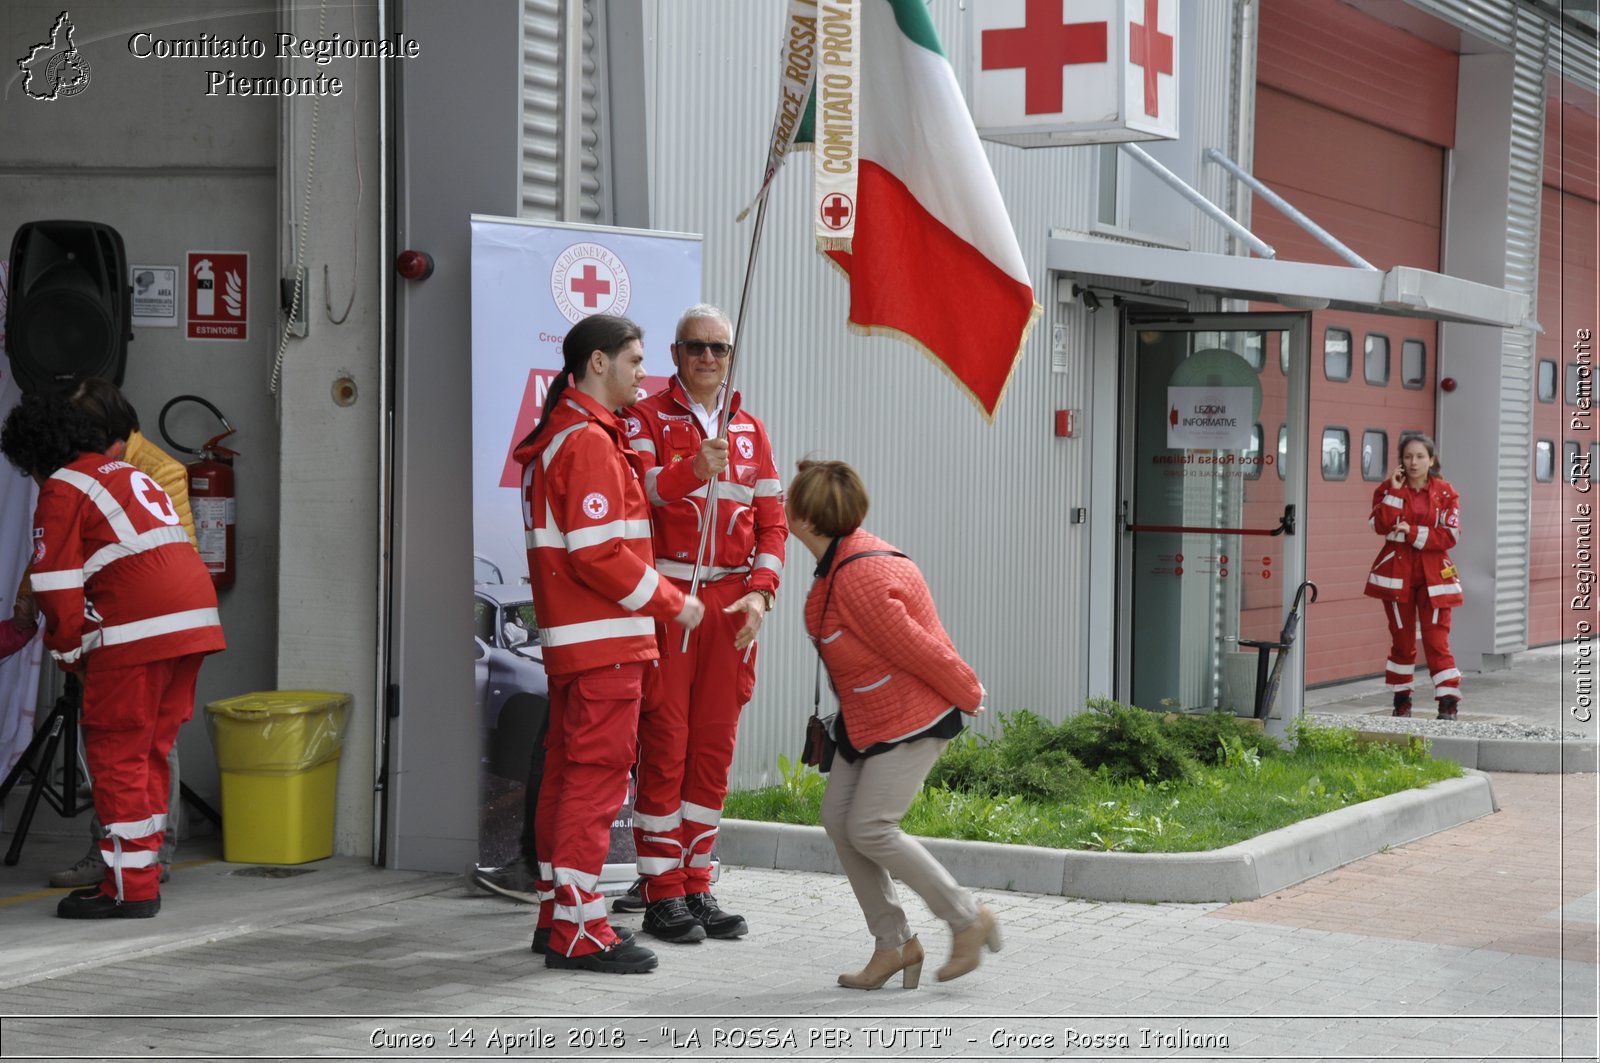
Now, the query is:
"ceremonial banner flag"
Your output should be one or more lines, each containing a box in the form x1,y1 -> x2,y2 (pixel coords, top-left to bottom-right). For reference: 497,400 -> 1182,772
763,0 -> 1041,419
739,0 -> 819,221
812,0 -> 860,249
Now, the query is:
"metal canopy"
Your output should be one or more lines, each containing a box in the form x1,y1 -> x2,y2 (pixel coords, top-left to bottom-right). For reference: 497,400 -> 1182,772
1048,233 -> 1533,329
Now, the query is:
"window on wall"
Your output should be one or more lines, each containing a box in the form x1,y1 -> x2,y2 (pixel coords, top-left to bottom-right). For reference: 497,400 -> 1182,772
1402,340 -> 1427,389
1361,430 -> 1388,481
1277,424 -> 1288,480
1536,440 -> 1555,482
1241,333 -> 1265,371
1324,328 -> 1352,381
1279,333 -> 1289,376
1364,334 -> 1390,386
1322,427 -> 1350,480
1538,360 -> 1557,403
1244,424 -> 1264,480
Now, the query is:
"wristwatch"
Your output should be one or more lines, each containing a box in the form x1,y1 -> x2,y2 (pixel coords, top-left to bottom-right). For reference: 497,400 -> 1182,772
753,589 -> 774,611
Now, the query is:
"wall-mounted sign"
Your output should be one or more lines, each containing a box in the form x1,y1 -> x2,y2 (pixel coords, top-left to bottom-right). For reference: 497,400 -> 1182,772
1166,386 -> 1252,449
186,251 -> 248,341
972,0 -> 1179,147
130,265 -> 177,328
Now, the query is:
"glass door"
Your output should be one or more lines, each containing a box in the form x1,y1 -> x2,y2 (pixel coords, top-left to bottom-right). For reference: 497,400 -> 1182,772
1117,313 -> 1310,732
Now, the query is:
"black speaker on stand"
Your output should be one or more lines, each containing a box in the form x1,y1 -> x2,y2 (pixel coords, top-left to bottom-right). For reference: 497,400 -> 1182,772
6,220 -> 131,395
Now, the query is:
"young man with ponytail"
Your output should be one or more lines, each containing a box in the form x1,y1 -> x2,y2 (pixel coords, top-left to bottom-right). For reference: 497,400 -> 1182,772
511,313 -> 705,974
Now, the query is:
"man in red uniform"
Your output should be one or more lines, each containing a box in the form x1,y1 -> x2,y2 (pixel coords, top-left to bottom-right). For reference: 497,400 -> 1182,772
0,394 -> 225,918
622,304 -> 787,942
513,313 -> 704,974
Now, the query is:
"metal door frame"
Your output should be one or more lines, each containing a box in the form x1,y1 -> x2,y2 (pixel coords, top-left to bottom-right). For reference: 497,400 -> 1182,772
1115,311 -> 1310,736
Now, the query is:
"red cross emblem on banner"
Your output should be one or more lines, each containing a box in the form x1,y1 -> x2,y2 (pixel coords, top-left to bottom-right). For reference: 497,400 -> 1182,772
568,263 -> 611,308
819,193 -> 854,231
1129,0 -> 1174,118
981,0 -> 1108,115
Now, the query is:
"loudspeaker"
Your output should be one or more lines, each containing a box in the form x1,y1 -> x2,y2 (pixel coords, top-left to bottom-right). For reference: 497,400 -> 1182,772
6,221 -> 131,395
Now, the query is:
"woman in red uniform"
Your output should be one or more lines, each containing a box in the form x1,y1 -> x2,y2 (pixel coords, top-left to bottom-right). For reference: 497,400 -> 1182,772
1364,432 -> 1464,719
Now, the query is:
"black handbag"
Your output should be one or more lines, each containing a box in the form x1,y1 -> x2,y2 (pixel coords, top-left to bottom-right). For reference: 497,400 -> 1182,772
801,548 -> 907,773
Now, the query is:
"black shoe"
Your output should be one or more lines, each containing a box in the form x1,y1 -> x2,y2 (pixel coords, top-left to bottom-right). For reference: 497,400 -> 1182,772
1392,693 -> 1412,717
472,859 -> 539,903
611,876 -> 647,913
641,897 -> 707,943
543,941 -> 658,973
684,892 -> 748,939
532,925 -> 634,954
57,888 -> 160,920
1437,696 -> 1459,720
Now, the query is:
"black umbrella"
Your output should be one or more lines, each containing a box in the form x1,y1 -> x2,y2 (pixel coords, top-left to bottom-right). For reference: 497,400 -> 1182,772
1240,580 -> 1319,720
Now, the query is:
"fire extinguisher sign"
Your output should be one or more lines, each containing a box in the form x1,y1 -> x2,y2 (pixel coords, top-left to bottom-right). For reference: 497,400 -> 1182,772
186,251 -> 248,341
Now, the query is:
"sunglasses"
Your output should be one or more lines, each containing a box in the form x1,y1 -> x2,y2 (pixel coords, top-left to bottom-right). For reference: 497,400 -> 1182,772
678,340 -> 732,359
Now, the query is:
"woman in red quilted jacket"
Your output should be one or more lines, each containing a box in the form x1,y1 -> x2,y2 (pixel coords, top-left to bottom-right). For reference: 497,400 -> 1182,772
1363,433 -> 1464,719
789,459 -> 999,990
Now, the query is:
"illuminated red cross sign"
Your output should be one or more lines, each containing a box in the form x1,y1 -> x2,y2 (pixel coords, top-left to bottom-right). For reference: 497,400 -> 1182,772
819,193 -> 853,231
568,263 -> 611,308
1129,0 -> 1174,117
981,0 -> 1108,115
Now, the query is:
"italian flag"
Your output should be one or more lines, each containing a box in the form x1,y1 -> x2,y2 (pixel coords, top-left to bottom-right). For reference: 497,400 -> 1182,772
797,0 -> 1041,420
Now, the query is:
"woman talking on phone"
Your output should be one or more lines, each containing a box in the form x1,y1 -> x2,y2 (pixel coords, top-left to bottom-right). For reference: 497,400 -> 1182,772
1363,432 -> 1464,719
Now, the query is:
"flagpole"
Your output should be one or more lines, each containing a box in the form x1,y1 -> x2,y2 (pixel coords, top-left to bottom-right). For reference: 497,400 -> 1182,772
683,187 -> 773,649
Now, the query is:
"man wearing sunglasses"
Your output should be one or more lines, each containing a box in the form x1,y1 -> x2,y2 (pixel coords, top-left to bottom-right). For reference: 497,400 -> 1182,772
620,304 -> 787,944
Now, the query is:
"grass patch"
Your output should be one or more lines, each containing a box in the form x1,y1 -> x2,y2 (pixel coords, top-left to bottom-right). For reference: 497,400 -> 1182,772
723,708 -> 1462,853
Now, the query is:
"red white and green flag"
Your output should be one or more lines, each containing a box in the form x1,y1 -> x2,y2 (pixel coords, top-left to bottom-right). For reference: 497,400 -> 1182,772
749,0 -> 1041,419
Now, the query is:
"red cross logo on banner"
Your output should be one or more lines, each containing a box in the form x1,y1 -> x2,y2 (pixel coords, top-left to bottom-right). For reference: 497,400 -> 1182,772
981,0 -> 1108,115
1129,0 -> 1174,118
569,263 -> 611,308
819,193 -> 854,231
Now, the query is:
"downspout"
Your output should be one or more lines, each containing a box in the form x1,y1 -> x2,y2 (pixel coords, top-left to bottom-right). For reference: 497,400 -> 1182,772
1228,0 -> 1260,257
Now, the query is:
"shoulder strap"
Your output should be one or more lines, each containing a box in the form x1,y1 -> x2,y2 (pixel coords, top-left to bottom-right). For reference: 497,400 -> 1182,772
811,549 -> 909,717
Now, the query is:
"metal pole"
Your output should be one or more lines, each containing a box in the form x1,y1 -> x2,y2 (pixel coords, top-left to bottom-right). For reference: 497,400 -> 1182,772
1120,143 -> 1276,259
1204,148 -> 1376,270
682,188 -> 773,648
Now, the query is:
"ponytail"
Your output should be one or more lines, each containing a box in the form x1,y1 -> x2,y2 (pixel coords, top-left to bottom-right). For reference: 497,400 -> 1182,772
520,313 -> 644,449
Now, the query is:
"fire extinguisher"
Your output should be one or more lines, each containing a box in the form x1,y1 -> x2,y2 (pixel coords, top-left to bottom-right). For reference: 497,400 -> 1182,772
159,395 -> 238,591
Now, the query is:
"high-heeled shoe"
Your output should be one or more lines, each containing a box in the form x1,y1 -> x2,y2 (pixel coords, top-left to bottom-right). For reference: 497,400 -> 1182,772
936,904 -> 1002,982
837,935 -> 924,990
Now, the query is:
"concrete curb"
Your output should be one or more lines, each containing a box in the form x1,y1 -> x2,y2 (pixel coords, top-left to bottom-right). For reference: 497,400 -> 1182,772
717,770 -> 1499,904
1354,731 -> 1598,773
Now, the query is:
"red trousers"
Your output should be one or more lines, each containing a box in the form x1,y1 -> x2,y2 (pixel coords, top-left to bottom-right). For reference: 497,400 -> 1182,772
534,661 -> 643,958
633,577 -> 755,902
1381,584 -> 1460,702
81,654 -> 202,901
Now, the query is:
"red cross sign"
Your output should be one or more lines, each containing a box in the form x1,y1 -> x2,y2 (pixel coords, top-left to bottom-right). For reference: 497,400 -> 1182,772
970,0 -> 1180,148
1129,0 -> 1174,118
568,263 -> 611,308
981,0 -> 1108,115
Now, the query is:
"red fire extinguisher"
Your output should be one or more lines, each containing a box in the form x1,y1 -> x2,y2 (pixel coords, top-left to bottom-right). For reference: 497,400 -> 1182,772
159,395 -> 238,591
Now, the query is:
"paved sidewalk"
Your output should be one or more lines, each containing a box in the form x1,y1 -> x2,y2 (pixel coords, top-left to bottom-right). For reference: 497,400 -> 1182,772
2,774 -> 1595,1060
1308,643 -> 1592,737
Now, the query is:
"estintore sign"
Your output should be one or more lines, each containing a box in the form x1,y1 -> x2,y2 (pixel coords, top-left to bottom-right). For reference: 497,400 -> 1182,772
972,0 -> 1179,147
186,251 -> 248,341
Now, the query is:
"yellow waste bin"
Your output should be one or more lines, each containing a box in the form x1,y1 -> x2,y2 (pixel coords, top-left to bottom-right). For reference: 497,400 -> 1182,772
204,691 -> 351,864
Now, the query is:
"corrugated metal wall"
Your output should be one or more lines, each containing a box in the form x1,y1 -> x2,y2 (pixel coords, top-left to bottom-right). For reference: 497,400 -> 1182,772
641,0 -> 1120,789
1490,8 -> 1548,653
521,0 -> 606,221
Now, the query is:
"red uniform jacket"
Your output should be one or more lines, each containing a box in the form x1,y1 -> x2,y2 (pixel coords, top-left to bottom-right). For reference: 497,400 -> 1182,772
1364,476 -> 1464,608
804,529 -> 982,747
622,377 -> 786,593
515,390 -> 687,676
31,453 -> 225,669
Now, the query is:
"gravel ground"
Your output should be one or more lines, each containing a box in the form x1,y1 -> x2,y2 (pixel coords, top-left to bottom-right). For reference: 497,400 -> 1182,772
1306,711 -> 1590,743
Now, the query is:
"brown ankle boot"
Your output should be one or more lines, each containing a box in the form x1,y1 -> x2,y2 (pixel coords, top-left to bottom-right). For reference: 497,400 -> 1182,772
937,904 -> 1003,982
837,935 -> 924,990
